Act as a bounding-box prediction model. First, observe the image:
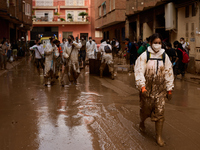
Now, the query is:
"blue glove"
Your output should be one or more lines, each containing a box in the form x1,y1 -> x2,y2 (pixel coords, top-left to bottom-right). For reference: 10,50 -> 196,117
173,62 -> 176,66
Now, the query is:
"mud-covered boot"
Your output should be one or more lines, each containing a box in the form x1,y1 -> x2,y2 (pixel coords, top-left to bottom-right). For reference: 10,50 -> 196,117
155,119 -> 165,147
139,121 -> 145,132
111,72 -> 114,80
100,70 -> 103,78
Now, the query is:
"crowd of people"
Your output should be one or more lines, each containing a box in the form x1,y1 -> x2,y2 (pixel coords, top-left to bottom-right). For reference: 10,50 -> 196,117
0,37 -> 29,70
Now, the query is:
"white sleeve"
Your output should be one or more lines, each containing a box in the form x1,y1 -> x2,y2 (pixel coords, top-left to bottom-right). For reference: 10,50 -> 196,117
54,46 -> 60,58
30,45 -> 36,50
134,52 -> 147,90
63,45 -> 69,59
164,54 -> 174,91
86,42 -> 89,50
73,41 -> 82,49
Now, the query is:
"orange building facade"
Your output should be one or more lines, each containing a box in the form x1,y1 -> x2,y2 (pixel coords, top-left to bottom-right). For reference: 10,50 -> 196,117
29,0 -> 102,42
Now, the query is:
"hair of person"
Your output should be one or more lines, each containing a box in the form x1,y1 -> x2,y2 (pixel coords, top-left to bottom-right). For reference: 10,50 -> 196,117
125,38 -> 130,41
101,39 -> 106,43
69,35 -> 74,40
62,38 -> 65,42
93,40 -> 95,42
35,39 -> 40,43
173,41 -> 179,46
166,42 -> 172,48
150,33 -> 163,43
89,37 -> 92,39
180,37 -> 184,40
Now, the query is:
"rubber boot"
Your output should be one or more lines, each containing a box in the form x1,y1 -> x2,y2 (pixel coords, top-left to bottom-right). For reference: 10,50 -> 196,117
155,119 -> 165,147
111,72 -> 114,80
100,70 -> 103,78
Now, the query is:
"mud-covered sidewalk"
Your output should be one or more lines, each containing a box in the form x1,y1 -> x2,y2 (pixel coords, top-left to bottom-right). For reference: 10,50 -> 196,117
0,58 -> 200,150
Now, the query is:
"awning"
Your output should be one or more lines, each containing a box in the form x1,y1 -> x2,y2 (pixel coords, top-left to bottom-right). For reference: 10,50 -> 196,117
101,1 -> 106,6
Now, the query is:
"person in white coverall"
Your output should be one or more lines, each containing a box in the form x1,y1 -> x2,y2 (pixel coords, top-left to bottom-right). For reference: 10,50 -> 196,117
99,39 -> 114,80
44,37 -> 59,86
134,33 -> 174,147
86,37 -> 96,60
63,35 -> 82,85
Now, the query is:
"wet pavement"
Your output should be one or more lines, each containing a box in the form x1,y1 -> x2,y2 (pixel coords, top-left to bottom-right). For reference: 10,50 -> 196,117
0,58 -> 200,150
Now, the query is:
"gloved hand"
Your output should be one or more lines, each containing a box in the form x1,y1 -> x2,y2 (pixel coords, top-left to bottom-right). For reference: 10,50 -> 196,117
173,62 -> 176,66
141,87 -> 148,97
167,91 -> 172,101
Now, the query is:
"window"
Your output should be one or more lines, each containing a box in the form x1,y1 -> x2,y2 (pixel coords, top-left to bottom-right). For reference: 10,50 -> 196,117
109,0 -> 111,11
19,0 -> 22,12
192,3 -> 196,17
66,10 -> 86,22
77,0 -> 84,6
103,2 -> 106,15
185,6 -> 189,18
99,6 -> 101,17
63,32 -> 73,39
66,0 -> 73,6
113,0 -> 115,9
95,31 -> 103,38
25,3 -> 31,16
35,10 -> 53,21
77,10 -> 86,21
36,0 -> 53,6
66,10 -> 74,21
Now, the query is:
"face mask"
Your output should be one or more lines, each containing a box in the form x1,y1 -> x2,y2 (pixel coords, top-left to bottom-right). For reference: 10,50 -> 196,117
180,41 -> 184,44
152,44 -> 161,52
89,39 -> 92,42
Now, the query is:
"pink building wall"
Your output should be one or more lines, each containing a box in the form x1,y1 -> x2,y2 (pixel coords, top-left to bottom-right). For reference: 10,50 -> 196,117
31,0 -> 99,42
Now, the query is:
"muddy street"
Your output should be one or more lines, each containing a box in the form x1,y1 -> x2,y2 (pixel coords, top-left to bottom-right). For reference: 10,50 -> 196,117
0,59 -> 200,150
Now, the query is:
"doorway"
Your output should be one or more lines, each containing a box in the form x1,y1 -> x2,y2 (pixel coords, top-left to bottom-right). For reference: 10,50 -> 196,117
80,33 -> 88,41
63,32 -> 73,39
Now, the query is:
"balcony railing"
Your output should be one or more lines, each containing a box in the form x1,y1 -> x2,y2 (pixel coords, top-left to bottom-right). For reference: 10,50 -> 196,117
32,15 -> 90,23
32,0 -> 89,7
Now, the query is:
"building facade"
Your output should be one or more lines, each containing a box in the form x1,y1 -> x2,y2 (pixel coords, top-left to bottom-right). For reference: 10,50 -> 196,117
94,0 -> 126,47
0,0 -> 32,42
125,0 -> 199,73
30,0 -> 101,42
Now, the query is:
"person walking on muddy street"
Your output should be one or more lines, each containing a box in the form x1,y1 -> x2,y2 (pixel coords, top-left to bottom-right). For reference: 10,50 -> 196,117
134,33 -> 174,147
79,37 -> 86,68
44,37 -> 59,86
125,38 -> 137,72
30,39 -> 45,75
86,37 -> 96,60
0,40 -> 8,70
63,35 -> 82,85
99,39 -> 115,80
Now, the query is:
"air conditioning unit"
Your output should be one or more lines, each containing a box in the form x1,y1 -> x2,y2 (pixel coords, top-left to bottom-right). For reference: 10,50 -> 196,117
165,2 -> 177,31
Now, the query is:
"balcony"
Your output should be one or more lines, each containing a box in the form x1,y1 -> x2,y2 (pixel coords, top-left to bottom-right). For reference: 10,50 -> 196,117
95,9 -> 126,29
32,0 -> 89,8
126,0 -> 163,16
32,15 -> 90,25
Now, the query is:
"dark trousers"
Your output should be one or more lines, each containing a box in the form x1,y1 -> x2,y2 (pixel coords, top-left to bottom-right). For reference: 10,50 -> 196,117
79,50 -> 86,66
35,58 -> 44,69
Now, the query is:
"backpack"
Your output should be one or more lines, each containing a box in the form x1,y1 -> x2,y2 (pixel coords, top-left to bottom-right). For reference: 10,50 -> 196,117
146,51 -> 166,65
177,48 -> 190,63
104,45 -> 112,53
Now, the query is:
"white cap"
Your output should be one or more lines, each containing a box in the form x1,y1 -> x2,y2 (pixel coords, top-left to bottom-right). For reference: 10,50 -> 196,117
21,37 -> 25,39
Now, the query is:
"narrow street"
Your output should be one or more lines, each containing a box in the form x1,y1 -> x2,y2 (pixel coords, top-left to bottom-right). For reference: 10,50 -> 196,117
0,59 -> 200,150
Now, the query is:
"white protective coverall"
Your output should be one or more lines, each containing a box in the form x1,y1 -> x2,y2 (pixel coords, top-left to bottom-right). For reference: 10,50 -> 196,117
134,46 -> 174,121
44,43 -> 59,77
86,40 -> 97,59
63,41 -> 82,82
99,41 -> 114,78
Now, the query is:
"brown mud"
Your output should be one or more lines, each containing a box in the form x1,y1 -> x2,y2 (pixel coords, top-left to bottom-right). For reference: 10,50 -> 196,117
0,59 -> 200,150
